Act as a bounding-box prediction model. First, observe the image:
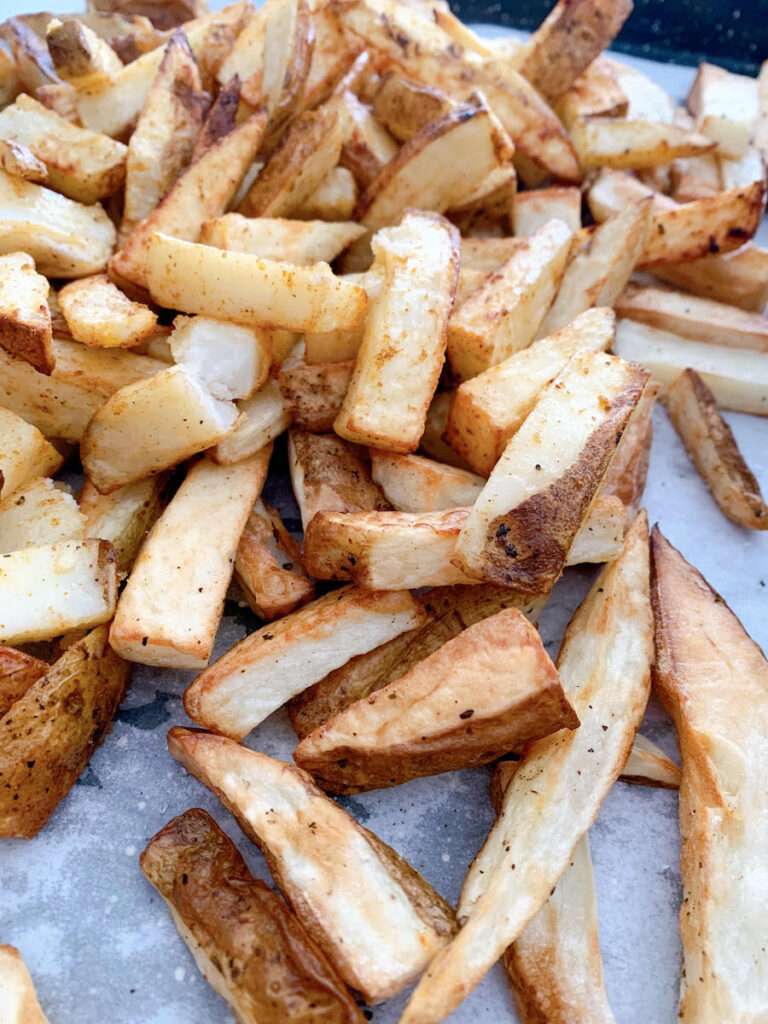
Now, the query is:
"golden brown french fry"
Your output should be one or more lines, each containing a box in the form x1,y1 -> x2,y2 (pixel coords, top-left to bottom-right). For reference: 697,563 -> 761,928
80,474 -> 166,575
400,514 -> 652,1024
0,407 -> 61,501
369,450 -> 484,512
58,274 -> 157,349
200,215 -> 365,264
0,251 -> 52,374
46,16 -> 123,88
372,71 -> 454,142
277,358 -> 353,431
599,381 -> 658,515
0,477 -> 85,554
554,56 -> 628,127
0,946 -> 49,1022
571,117 -> 715,171
339,89 -> 399,189
0,647 -> 48,719
513,186 -> 581,236
663,369 -> 767,529
419,391 -> 473,470
210,380 -> 292,466
621,732 -> 680,789
1,17 -> 59,94
651,528 -> 768,1022
650,245 -> 768,313
294,165 -> 358,220
183,586 -> 428,739
688,61 -> 758,159
169,316 -> 271,401
460,236 -> 524,272
301,5 -> 364,111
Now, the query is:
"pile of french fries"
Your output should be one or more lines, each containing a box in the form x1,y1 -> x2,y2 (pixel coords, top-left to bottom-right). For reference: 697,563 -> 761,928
0,0 -> 766,1020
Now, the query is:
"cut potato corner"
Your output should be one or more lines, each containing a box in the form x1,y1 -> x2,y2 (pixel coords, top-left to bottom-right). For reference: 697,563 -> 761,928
0,478 -> 85,553
0,407 -> 62,502
169,316 -> 271,401
0,139 -> 48,184
58,274 -> 157,349
0,251 -> 52,373
210,380 -> 291,466
0,946 -> 49,1023
688,61 -> 759,158
370,451 -> 484,512
80,475 -> 166,575
513,187 -> 581,236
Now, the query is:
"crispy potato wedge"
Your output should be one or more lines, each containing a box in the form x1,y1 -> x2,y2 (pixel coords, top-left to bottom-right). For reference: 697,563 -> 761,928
296,608 -> 577,792
0,169 -> 116,278
81,365 -> 238,492
339,89 -> 399,189
145,232 -> 368,333
670,150 -> 721,203
651,528 -> 768,1021
537,200 -> 652,337
235,498 -> 315,621
651,244 -> 768,313
300,5 -> 364,112
140,808 -> 365,1024
215,6 -> 266,91
400,514 -> 652,1024
200,215 -> 365,264
49,337 -> 161,399
663,369 -> 767,529
278,359 -> 353,431
184,586 -> 427,739
571,117 -> 715,171
0,18 -> 59,95
168,729 -> 456,1002
459,236 -> 524,272
335,211 -> 459,451
554,56 -> 628,127
169,316 -> 271,402
447,219 -> 572,380
256,0 -> 314,125
295,165 -> 358,220
513,187 -> 581,236
210,380 -> 292,466
0,251 -> 52,374
446,307 -> 615,477
0,478 -> 85,554
110,454 -> 268,668
566,493 -> 628,566
46,17 -> 122,89
0,624 -> 129,837
513,0 -> 632,101
90,0 -> 206,31
0,538 -> 117,645
369,451 -> 484,512
455,352 -> 647,592
419,391 -> 473,470
0,407 -> 61,501
288,429 -> 389,531
0,139 -> 46,183
599,380 -> 657,514
80,474 -> 165,575
614,319 -> 768,416
0,647 -> 48,719
120,30 -> 209,239
58,274 -> 157,349
688,61 -> 758,159
615,283 -> 768,352
0,945 -> 49,1022
621,732 -> 680,789
372,72 -> 453,142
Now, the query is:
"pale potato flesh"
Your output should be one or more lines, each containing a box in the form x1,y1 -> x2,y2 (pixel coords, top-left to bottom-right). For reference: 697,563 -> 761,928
0,251 -> 52,373
571,117 -> 715,171
0,478 -> 85,553
50,337 -> 163,398
200,215 -> 365,265
513,187 -> 581,236
169,316 -> 271,401
80,474 -> 165,574
688,62 -> 759,159
211,380 -> 291,466
370,451 -> 484,512
58,274 -> 157,349
0,406 -> 62,501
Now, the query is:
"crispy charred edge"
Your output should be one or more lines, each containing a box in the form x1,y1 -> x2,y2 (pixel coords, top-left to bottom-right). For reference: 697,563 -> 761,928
191,73 -> 240,159
0,625 -> 130,838
480,374 -> 647,593
164,28 -> 211,120
140,807 -> 365,1023
0,316 -> 53,375
0,647 -> 48,720
664,369 -> 767,527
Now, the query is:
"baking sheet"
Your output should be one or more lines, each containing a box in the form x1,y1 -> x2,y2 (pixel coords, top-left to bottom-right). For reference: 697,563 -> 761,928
1,16 -> 767,1023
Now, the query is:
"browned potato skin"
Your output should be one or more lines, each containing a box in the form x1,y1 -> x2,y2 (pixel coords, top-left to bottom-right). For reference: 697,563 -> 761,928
0,625 -> 130,838
278,361 -> 353,432
372,72 -> 453,142
1,17 -> 60,93
141,808 -> 366,1024
89,0 -> 207,32
600,381 -> 658,514
0,646 -> 47,719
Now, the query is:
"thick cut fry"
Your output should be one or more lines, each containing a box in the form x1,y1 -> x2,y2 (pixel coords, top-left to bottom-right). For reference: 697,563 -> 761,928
446,307 -> 615,477
110,454 -> 268,668
0,946 -> 49,1022
651,245 -> 768,313
670,151 -> 721,203
255,0 -> 314,125
0,407 -> 61,502
0,478 -> 84,554
121,31 -> 209,238
201,215 -> 365,264
621,732 -> 680,788
447,219 -> 571,380
80,475 -> 165,574
0,647 -> 47,719
184,586 -> 427,739
0,169 -> 116,279
300,6 -> 363,112
455,352 -> 647,592
688,62 -> 758,159
288,430 -> 388,530
651,529 -> 768,1022
0,251 -> 52,374
663,369 -> 767,529
216,7 -> 266,90
372,72 -> 453,142
400,514 -> 652,1024
0,18 -> 59,95
48,337 -> 161,399
277,359 -> 353,431
0,625 -> 129,837
294,165 -> 358,220
169,316 -> 271,401
210,381 -> 292,466
571,117 -> 715,171
168,730 -> 456,1002
719,147 -> 766,191
599,381 -> 657,514
235,498 -> 314,621
615,319 -> 768,416
81,365 -> 238,492
0,539 -> 117,644
140,808 -> 365,1024
513,187 -> 581,236
335,211 -> 459,451
145,233 -> 368,333
537,200 -> 652,337
615,284 -> 768,352
295,608 -> 577,792
58,274 -> 157,349
370,451 -> 484,512
46,17 -> 123,88
513,0 -> 632,100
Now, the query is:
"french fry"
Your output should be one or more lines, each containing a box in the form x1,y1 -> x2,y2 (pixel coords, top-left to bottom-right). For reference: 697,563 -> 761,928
688,61 -> 758,159
567,493 -> 628,565
0,946 -> 49,1022
455,351 -> 647,593
300,5 -> 364,112
0,477 -> 85,553
621,732 -> 680,788
419,391 -> 473,470
145,232 -> 369,333
513,187 -> 581,236
58,274 -> 157,349
554,56 -> 628,127
256,0 -> 314,129
663,369 -> 767,529
81,365 -> 239,492
183,586 -> 428,739
200,215 -> 365,264
277,359 -> 353,431
615,318 -> 768,415
447,219 -> 572,380
650,245 -> 768,313
0,539 -> 117,644
210,380 -> 292,466
110,454 -> 269,668
339,89 -> 399,189
0,407 -> 62,501
46,17 -> 123,89
90,0 -> 207,31
651,528 -> 768,1022
599,380 -> 658,514
294,165 -> 358,220
0,647 -> 48,719
235,498 -> 315,621
335,211 -> 459,451
0,169 -> 116,278
169,316 -> 271,401
446,307 -> 615,477
168,729 -> 456,1002
288,429 -> 389,530
215,6 -> 266,92
0,17 -> 59,94
303,269 -> 381,363
460,236 -> 524,272
49,337 -> 163,397
372,71 -> 454,142
0,251 -> 52,373
295,607 -> 577,792
369,450 -> 484,512
0,42 -> 18,110
537,200 -> 652,337
571,116 -> 714,171
400,514 -> 652,1024
670,151 -> 721,202
0,624 -> 129,837
0,138 -> 46,183
80,474 -> 166,574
